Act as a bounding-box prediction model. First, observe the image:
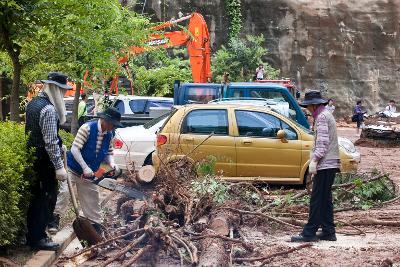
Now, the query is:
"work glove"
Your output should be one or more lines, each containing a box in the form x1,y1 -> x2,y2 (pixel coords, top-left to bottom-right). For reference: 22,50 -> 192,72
309,160 -> 318,175
82,166 -> 94,178
110,163 -> 120,174
55,167 -> 68,181
107,157 -> 120,174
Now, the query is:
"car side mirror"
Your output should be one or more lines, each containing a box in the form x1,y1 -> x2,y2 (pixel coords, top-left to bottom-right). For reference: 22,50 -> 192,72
277,129 -> 288,143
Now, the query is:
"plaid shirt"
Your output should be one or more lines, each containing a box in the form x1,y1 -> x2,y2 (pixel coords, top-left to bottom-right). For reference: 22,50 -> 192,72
38,93 -> 64,170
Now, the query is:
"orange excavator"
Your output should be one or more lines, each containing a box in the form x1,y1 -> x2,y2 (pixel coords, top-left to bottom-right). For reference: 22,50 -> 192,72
61,12 -> 211,97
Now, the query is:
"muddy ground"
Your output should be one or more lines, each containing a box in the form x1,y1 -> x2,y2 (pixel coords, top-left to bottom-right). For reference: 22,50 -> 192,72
54,127 -> 400,267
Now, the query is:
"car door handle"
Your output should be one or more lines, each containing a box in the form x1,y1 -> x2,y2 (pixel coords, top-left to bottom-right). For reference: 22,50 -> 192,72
242,140 -> 252,145
183,137 -> 194,141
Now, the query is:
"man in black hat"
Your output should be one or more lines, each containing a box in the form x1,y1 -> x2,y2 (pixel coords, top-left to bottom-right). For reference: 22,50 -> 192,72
48,107 -> 122,234
25,72 -> 72,250
291,90 -> 340,242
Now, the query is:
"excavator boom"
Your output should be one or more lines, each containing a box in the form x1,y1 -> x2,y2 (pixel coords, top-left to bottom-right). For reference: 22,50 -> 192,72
120,12 -> 212,84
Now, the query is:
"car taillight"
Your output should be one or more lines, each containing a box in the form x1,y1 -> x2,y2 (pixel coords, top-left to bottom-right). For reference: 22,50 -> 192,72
157,134 -> 167,146
114,138 -> 123,149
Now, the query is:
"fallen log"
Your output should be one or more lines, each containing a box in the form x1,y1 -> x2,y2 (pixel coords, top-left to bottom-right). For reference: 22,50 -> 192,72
349,218 -> 400,227
68,228 -> 146,259
190,234 -> 253,251
198,229 -> 228,267
198,209 -> 240,267
221,207 -> 302,229
121,244 -> 152,267
137,165 -> 156,183
99,233 -> 147,267
234,243 -> 312,266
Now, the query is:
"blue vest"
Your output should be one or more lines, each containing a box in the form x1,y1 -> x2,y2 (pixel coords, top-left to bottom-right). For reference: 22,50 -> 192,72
67,120 -> 113,175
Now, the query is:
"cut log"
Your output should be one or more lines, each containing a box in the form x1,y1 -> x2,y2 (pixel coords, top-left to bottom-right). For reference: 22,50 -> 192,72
198,228 -> 228,267
138,165 -> 156,183
198,209 -> 240,267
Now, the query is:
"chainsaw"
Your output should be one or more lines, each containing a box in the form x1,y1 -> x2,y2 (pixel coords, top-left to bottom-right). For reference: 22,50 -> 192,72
84,168 -> 146,200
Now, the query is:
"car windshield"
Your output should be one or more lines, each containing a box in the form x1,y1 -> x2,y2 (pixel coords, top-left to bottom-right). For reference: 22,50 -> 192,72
143,112 -> 170,129
186,87 -> 219,103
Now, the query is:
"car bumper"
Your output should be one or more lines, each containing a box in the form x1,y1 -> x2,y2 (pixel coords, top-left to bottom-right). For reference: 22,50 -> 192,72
113,149 -> 147,170
341,151 -> 361,173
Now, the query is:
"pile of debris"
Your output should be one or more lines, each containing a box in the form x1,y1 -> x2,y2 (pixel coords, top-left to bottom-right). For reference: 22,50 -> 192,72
358,115 -> 400,146
59,159 -> 399,266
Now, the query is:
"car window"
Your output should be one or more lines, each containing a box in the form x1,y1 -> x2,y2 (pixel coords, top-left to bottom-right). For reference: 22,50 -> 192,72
113,100 -> 125,114
248,89 -> 298,121
249,90 -> 285,101
143,112 -> 170,129
186,87 -> 219,103
145,100 -> 173,113
281,120 -> 298,140
235,110 -> 297,139
129,99 -> 147,113
183,109 -> 228,135
87,99 -> 95,113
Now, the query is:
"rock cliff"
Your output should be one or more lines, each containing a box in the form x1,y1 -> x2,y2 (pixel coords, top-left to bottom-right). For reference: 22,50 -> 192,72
127,0 -> 400,116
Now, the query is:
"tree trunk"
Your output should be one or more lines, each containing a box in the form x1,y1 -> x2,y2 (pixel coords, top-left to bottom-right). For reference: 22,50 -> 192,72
9,59 -> 21,122
71,82 -> 81,135
198,209 -> 240,267
0,72 -> 4,121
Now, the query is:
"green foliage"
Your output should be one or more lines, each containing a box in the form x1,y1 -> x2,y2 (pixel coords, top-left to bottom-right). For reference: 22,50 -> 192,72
191,175 -> 228,204
32,0 -> 150,86
276,172 -> 397,211
0,0 -> 151,116
59,129 -> 74,150
0,122 -> 34,246
130,49 -> 191,96
212,35 -> 280,82
196,155 -> 217,177
224,0 -> 242,41
191,156 -> 227,204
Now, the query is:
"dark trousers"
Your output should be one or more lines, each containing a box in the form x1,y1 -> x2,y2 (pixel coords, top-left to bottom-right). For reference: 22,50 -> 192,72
78,116 -> 85,127
302,168 -> 339,237
26,148 -> 58,245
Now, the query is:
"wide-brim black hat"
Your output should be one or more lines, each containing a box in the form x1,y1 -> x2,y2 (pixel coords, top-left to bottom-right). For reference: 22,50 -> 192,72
41,72 -> 73,90
98,107 -> 123,128
299,90 -> 328,107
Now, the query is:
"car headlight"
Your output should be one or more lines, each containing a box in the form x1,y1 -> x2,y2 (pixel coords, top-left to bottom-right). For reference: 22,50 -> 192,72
338,137 -> 356,153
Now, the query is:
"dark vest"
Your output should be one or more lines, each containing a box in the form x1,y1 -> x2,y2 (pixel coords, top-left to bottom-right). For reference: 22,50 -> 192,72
67,120 -> 113,175
26,96 -> 62,148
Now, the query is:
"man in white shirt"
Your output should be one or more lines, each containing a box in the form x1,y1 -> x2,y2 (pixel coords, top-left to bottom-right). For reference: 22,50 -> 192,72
255,64 -> 265,80
384,100 -> 396,117
48,108 -> 122,234
326,99 -> 335,114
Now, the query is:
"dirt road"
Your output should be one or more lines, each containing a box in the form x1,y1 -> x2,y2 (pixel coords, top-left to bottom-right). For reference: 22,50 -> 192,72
257,127 -> 400,267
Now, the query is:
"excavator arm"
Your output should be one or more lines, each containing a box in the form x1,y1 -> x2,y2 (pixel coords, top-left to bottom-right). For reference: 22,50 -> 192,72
119,12 -> 212,84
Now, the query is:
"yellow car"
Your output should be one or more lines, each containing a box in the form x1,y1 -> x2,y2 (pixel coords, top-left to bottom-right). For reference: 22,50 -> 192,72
153,104 -> 360,184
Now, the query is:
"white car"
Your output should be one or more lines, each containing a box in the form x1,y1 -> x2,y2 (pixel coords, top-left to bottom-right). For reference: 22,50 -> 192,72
113,113 -> 169,170
112,95 -> 173,116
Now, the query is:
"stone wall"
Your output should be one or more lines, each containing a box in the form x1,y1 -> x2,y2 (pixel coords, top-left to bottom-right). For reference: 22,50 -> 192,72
128,0 -> 400,116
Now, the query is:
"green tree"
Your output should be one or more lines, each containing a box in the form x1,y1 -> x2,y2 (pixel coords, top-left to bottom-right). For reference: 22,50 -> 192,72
129,49 -> 192,96
212,34 -> 280,82
38,0 -> 149,134
0,0 -> 44,121
0,0 -> 150,125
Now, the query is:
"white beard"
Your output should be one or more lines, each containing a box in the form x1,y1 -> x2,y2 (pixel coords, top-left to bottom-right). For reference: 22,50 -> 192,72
43,84 -> 67,124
